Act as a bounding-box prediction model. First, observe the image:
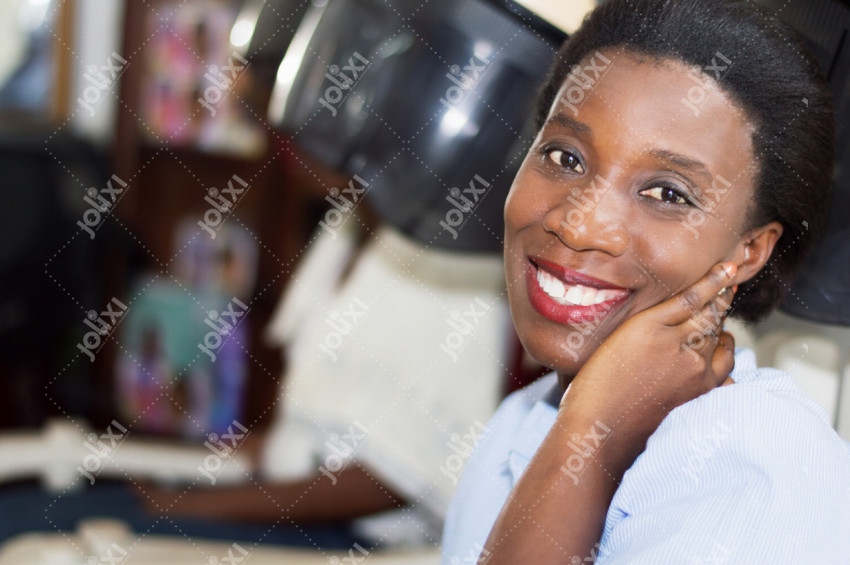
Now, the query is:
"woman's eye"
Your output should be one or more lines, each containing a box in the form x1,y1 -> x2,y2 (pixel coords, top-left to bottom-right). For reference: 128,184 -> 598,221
640,185 -> 690,205
546,149 -> 585,174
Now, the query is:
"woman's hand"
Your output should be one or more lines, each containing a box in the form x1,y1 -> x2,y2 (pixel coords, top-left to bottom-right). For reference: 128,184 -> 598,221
564,261 -> 738,479
482,262 -> 738,565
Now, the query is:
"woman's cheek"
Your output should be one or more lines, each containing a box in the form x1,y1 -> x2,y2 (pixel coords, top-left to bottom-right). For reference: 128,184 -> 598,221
629,235 -> 698,299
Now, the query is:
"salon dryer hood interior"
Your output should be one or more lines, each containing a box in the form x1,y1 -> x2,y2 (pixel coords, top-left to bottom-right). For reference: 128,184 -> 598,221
263,0 -> 567,253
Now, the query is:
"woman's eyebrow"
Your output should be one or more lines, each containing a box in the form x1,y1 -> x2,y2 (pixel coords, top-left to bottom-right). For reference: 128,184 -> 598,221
545,114 -> 715,185
649,149 -> 713,184
546,113 -> 592,137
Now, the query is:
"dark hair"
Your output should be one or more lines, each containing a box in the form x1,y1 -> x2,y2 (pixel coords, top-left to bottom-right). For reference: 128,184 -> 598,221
535,0 -> 835,322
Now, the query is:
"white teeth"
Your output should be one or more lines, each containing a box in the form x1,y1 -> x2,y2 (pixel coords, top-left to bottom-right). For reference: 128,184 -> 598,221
565,286 -> 583,305
549,277 -> 565,298
538,269 -> 550,294
581,290 -> 599,306
536,267 -> 625,306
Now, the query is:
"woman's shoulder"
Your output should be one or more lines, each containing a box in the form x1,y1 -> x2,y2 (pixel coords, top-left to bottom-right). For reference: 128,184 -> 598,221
599,348 -> 850,562
648,348 -> 850,472
616,347 -> 850,517
661,348 -> 845,449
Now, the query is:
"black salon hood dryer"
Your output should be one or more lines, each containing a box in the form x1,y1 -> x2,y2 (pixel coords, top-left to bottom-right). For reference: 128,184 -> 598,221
257,0 -> 569,253
757,0 -> 850,326
243,0 -> 850,325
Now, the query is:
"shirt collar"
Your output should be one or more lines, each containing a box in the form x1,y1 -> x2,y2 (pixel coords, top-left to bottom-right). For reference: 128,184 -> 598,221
506,377 -> 562,483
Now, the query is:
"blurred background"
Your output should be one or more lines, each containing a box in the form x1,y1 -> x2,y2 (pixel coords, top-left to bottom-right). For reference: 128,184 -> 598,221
0,0 -> 572,438
0,0 -> 848,562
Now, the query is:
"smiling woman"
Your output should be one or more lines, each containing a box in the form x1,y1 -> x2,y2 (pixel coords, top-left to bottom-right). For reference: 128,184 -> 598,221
441,0 -> 850,563
507,51 -> 770,377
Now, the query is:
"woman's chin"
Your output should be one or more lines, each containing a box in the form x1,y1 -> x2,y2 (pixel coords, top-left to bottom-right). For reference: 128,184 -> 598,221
518,332 -> 599,379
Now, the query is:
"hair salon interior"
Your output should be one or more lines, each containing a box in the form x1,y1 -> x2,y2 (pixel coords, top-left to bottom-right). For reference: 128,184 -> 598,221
0,0 -> 848,562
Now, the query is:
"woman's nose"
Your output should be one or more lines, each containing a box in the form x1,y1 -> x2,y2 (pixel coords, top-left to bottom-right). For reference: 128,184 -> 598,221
542,182 -> 629,256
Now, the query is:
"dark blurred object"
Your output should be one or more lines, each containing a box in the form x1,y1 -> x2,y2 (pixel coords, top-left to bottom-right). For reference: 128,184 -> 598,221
0,132 -> 144,427
266,0 -> 564,252
757,0 -> 850,326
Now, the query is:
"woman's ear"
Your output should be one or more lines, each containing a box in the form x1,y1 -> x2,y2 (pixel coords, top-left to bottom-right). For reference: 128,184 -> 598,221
730,221 -> 783,285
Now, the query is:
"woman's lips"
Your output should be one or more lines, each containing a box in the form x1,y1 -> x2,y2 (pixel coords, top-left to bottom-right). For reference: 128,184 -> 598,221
525,257 -> 632,325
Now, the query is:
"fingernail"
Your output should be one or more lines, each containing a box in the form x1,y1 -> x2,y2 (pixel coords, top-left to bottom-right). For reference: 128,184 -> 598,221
732,284 -> 738,293
722,262 -> 737,278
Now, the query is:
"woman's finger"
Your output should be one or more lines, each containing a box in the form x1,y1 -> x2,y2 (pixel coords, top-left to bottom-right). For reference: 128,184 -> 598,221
655,262 -> 737,326
711,330 -> 736,386
686,286 -> 737,339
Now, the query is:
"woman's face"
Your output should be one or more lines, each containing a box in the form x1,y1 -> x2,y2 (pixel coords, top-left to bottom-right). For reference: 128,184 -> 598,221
505,51 -> 767,375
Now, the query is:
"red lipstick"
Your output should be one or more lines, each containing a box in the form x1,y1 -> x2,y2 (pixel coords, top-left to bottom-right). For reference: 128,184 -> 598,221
526,257 -> 631,325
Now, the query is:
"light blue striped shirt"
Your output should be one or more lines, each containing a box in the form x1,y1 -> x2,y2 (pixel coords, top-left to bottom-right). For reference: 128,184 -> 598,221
442,348 -> 850,564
